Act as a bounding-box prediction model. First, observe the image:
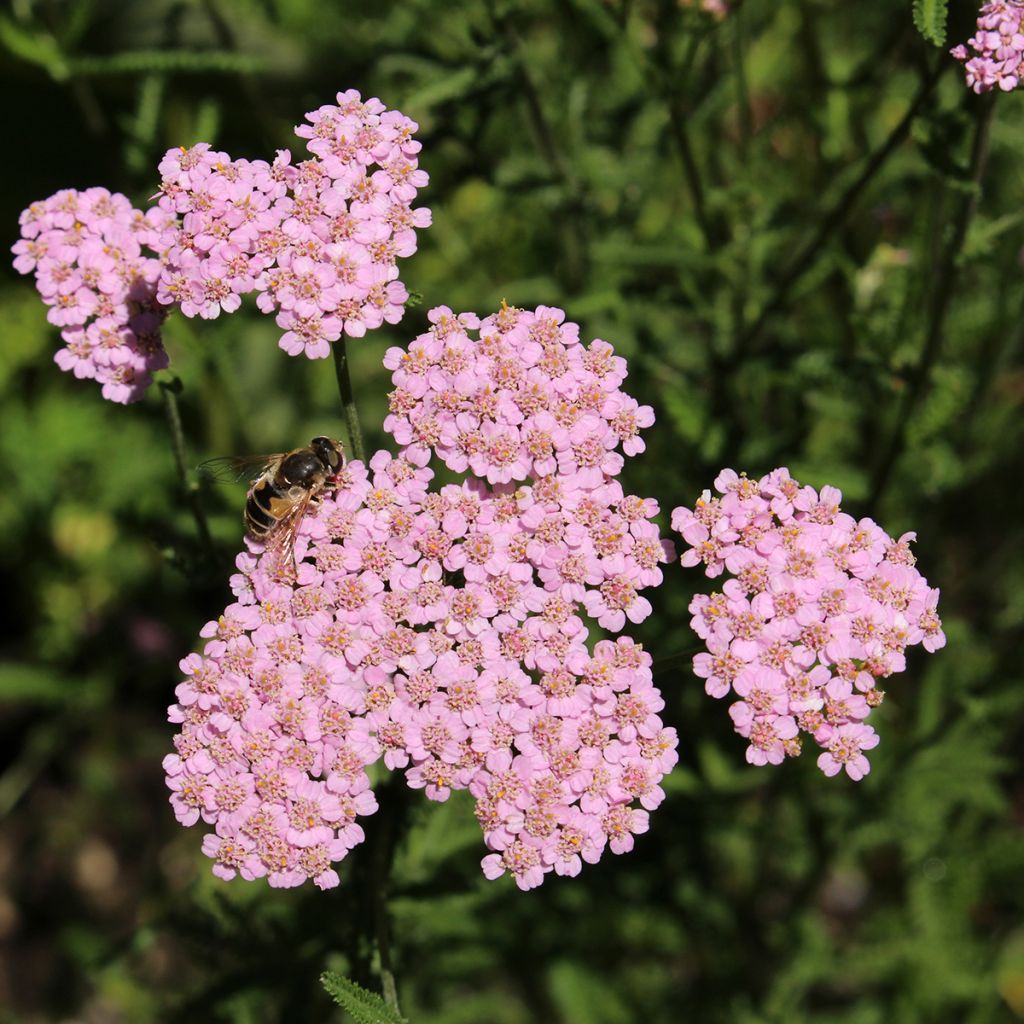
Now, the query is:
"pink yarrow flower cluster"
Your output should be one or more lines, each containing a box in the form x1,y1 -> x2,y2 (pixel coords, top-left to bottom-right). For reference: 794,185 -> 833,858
383,303 -> 654,488
672,468 -> 944,781
383,303 -> 676,887
951,1 -> 1024,93
13,90 -> 430,404
12,188 -> 173,403
167,449 -> 676,890
156,89 -> 430,358
167,303 -> 678,890
165,453 -> 430,889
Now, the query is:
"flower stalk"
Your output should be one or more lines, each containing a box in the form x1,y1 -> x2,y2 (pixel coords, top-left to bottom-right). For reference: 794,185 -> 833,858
332,337 -> 367,464
158,376 -> 214,558
869,92 -> 996,505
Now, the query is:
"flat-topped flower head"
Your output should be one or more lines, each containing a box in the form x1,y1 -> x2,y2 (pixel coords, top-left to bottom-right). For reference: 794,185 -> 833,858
166,452 -> 433,889
169,437 -> 676,890
673,468 -> 944,780
155,90 -> 430,357
16,89 -> 432,400
376,304 -> 677,886
12,188 -> 172,403
383,303 -> 651,486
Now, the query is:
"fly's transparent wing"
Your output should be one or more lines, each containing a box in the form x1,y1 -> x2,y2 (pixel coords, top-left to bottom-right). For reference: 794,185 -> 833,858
262,488 -> 314,582
197,453 -> 282,484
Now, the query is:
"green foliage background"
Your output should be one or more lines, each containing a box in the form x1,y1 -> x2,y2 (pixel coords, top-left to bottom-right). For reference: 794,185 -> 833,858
1,0 -> 1022,1021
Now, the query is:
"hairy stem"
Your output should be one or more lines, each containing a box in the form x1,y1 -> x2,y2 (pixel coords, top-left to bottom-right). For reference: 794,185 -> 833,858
869,93 -> 996,506
331,337 -> 366,464
734,59 -> 945,358
159,377 -> 214,556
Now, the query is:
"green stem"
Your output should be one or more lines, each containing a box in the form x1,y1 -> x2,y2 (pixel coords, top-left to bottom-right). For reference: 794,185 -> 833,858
869,93 -> 996,506
159,377 -> 214,556
369,777 -> 408,1015
491,5 -> 587,290
734,59 -> 944,358
331,337 -> 366,464
732,6 -> 752,162
659,28 -> 721,252
666,94 -> 716,252
374,884 -> 400,1016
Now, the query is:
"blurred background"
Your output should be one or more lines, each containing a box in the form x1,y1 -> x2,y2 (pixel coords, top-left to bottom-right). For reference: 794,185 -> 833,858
1,0 -> 1022,1021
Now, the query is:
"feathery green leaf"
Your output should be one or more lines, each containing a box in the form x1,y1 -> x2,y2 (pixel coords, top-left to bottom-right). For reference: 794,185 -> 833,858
320,972 -> 407,1024
912,0 -> 949,47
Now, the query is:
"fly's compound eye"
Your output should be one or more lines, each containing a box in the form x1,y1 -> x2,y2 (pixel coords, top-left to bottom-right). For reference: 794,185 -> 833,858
311,436 -> 343,470
280,450 -> 324,487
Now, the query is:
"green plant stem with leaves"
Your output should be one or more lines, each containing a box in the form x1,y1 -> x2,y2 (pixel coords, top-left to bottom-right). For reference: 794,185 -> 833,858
870,92 -> 996,505
734,57 -> 946,360
369,779 -> 408,1016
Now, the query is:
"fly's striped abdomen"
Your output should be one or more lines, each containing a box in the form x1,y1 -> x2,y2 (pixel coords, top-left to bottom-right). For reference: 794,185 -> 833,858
245,477 -> 285,539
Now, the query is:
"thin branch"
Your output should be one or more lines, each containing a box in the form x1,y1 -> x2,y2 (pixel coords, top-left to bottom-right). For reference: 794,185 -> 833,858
159,377 -> 214,557
490,3 -> 588,288
869,93 -> 997,506
732,5 -> 752,161
734,59 -> 945,359
660,29 -> 720,251
368,776 -> 409,1015
666,93 -> 717,251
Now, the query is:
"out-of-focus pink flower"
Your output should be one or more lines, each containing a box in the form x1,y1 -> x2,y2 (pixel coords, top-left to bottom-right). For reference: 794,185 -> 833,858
680,0 -> 730,18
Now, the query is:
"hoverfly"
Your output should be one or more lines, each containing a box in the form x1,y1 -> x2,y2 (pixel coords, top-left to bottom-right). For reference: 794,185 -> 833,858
202,436 -> 345,576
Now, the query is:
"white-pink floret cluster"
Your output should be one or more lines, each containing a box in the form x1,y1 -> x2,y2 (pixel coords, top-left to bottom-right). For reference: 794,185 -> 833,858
951,1 -> 1024,93
168,304 -> 678,890
13,90 -> 431,404
672,468 -> 945,781
12,188 -> 174,403
156,89 -> 430,358
383,303 -> 655,489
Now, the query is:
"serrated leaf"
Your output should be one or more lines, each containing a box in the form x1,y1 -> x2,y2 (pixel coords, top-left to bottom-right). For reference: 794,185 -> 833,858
912,0 -> 949,47
320,972 -> 407,1024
